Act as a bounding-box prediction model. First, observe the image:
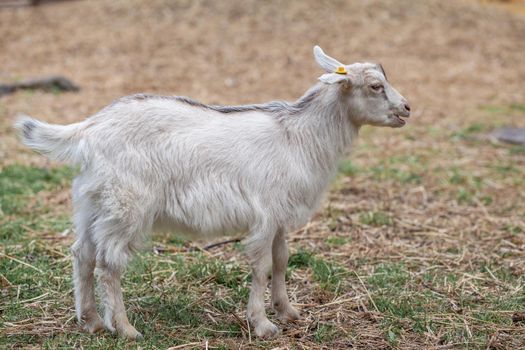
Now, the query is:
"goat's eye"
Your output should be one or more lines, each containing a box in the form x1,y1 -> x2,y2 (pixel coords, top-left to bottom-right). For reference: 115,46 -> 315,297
371,84 -> 383,92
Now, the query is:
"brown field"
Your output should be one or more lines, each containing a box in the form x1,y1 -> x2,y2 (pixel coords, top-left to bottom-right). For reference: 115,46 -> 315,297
1,0 -> 524,349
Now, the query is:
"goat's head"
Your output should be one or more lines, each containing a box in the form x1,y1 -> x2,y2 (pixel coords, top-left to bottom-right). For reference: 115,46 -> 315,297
313,46 -> 410,128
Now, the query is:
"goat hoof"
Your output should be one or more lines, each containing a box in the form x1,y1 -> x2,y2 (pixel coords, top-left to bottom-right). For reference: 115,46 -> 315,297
118,325 -> 143,340
254,320 -> 279,339
82,317 -> 105,334
276,305 -> 301,323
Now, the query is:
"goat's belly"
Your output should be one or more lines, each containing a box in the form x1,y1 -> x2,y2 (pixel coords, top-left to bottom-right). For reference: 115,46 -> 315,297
155,178 -> 324,238
156,179 -> 258,238
153,203 -> 251,241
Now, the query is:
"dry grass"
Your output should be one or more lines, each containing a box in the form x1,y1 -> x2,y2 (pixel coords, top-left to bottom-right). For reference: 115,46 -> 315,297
1,0 -> 524,349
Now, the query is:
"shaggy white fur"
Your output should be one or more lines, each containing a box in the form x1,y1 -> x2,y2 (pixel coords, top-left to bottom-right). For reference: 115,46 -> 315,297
15,46 -> 410,339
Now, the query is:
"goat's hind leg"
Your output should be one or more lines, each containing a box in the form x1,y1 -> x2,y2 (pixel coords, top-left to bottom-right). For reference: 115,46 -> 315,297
71,198 -> 104,334
97,261 -> 142,339
94,217 -> 144,340
72,239 -> 104,333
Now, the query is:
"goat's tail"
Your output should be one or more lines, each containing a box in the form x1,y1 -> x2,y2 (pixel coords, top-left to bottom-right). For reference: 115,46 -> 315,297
14,115 -> 87,165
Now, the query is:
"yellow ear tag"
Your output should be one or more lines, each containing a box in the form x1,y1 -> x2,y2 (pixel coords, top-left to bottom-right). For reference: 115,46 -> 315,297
335,66 -> 347,74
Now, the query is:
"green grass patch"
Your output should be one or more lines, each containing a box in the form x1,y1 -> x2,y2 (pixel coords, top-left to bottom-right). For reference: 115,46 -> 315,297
289,249 -> 348,291
508,145 -> 525,155
359,211 -> 393,226
325,236 -> 350,247
451,122 -> 492,141
0,164 -> 74,216
482,105 -> 507,114
510,103 -> 525,113
481,103 -> 525,115
314,323 -> 338,343
361,261 -> 525,347
338,159 -> 360,176
367,263 -> 410,289
288,249 -> 315,269
370,165 -> 422,184
311,258 -> 347,291
503,224 -> 523,235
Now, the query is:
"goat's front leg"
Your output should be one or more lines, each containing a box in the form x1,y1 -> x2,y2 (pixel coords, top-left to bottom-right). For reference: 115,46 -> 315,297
271,231 -> 300,322
246,234 -> 279,339
97,263 -> 142,340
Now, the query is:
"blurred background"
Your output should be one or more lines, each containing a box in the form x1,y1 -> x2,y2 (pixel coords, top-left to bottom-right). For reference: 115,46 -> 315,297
1,0 -> 524,165
1,0 -> 524,349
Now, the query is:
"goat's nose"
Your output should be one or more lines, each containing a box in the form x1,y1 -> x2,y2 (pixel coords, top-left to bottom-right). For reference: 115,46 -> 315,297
404,103 -> 411,112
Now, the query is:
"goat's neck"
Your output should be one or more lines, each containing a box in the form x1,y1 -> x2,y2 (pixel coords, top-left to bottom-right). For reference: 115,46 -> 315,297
284,89 -> 359,176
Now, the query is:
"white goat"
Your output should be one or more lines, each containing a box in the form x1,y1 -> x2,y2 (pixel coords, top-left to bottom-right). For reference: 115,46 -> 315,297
15,46 -> 410,339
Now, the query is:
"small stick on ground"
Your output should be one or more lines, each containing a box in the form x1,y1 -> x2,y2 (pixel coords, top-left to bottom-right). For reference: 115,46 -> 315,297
0,75 -> 79,97
202,238 -> 241,251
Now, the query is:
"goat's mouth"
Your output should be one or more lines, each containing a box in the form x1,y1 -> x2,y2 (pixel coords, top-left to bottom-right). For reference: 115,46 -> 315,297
389,114 -> 407,127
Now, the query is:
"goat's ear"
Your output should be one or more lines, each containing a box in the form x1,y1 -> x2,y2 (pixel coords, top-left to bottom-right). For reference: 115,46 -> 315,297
318,73 -> 351,85
313,46 -> 345,73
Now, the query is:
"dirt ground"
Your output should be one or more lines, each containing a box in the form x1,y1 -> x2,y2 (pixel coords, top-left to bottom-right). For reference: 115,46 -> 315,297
1,0 -> 525,349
